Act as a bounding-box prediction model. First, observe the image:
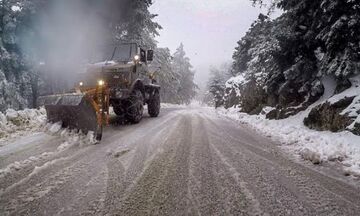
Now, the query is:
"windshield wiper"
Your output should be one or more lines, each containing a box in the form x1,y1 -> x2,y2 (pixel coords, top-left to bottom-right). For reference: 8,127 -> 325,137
104,47 -> 117,65
110,47 -> 117,61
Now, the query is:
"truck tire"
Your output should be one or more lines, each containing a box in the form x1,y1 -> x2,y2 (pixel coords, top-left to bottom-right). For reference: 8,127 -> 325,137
125,90 -> 144,123
148,90 -> 160,117
113,106 -> 123,116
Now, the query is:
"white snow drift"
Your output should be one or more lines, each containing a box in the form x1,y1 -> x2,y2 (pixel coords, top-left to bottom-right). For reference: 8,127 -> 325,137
0,108 -> 47,143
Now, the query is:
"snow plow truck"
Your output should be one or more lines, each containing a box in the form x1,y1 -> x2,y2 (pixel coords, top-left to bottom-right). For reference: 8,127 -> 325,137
38,43 -> 161,141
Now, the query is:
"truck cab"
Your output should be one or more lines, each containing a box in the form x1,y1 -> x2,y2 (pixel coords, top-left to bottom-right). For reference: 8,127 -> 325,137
77,43 -> 160,123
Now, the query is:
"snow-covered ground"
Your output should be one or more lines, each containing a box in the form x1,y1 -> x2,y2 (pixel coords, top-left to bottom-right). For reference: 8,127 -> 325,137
162,100 -> 360,177
215,74 -> 360,177
153,101 -> 360,177
160,103 -> 188,109
2,100 -> 359,179
0,110 -> 97,181
161,101 -> 206,109
0,103 -> 189,145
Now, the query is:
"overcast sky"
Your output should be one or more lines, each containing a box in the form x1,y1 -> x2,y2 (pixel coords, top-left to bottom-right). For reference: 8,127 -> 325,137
150,0 -> 279,88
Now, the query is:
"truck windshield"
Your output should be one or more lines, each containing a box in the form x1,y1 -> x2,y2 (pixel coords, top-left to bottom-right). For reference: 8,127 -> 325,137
91,44 -> 137,63
108,44 -> 135,61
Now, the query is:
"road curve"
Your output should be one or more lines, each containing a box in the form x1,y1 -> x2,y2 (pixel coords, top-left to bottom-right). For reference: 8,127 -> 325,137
0,107 -> 360,216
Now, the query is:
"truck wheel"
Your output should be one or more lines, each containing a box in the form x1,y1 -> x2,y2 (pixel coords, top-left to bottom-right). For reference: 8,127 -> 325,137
148,90 -> 160,117
126,90 -> 144,123
113,106 -> 123,116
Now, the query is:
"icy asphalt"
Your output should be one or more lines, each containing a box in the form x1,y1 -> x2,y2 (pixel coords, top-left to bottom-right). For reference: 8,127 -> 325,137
1,107 -> 360,216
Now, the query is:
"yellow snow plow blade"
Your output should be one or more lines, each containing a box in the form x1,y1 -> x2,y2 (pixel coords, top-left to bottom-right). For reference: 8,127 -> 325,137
39,93 -> 104,141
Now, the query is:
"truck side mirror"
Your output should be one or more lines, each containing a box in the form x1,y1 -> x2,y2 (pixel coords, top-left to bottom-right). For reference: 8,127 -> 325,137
147,50 -> 154,61
140,49 -> 146,62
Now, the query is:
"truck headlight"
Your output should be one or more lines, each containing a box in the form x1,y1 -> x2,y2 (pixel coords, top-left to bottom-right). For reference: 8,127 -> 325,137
134,55 -> 140,61
79,81 -> 84,86
98,80 -> 105,86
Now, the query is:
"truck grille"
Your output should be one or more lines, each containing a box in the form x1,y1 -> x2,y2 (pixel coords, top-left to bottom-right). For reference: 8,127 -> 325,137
103,72 -> 129,88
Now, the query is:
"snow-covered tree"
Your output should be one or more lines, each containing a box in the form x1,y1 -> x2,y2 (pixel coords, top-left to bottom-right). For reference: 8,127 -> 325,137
100,0 -> 161,48
206,63 -> 232,107
224,0 -> 360,117
229,14 -> 281,112
0,0 -> 40,111
151,47 -> 181,103
250,0 -> 360,79
171,43 -> 197,104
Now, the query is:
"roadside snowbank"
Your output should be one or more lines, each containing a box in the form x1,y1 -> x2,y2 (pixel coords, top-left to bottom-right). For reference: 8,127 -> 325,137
0,108 -> 47,143
0,108 -> 97,146
217,107 -> 360,177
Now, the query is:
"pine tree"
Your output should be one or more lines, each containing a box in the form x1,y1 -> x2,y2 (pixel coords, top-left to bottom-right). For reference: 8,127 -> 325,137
101,0 -> 162,48
250,0 -> 360,79
0,0 -> 38,111
172,43 -> 197,104
224,1 -> 360,116
206,63 -> 232,107
151,47 -> 181,103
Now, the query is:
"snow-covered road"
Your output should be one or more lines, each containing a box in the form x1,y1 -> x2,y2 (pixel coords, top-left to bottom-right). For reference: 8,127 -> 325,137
1,107 -> 360,215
